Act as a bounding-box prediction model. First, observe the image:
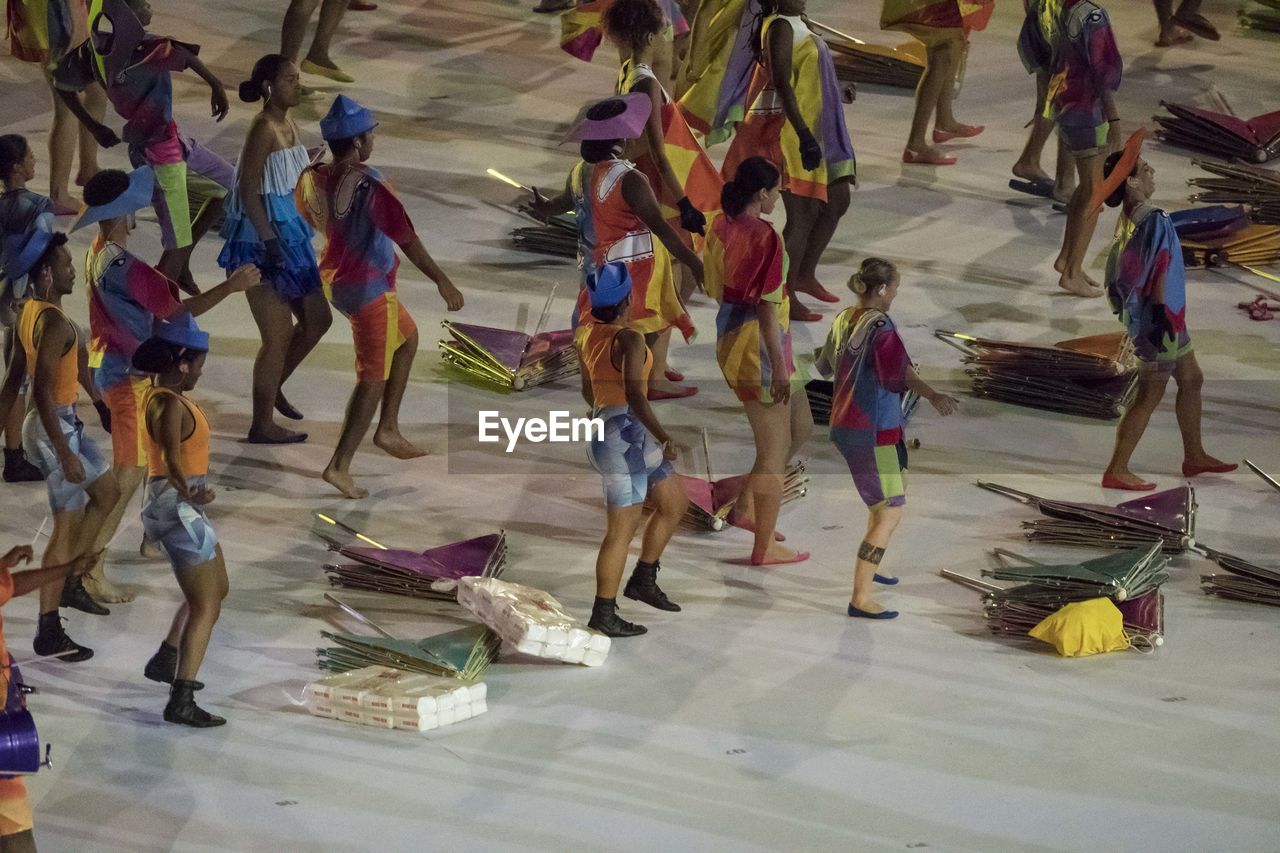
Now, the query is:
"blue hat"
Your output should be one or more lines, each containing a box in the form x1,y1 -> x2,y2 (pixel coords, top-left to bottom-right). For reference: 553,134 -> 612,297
320,95 -> 378,142
3,228 -> 55,286
71,167 -> 155,232
152,317 -> 209,352
586,262 -> 632,308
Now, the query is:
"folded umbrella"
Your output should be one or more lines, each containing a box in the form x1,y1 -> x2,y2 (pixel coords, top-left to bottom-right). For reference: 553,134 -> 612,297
815,20 -> 925,90
1188,159 -> 1280,226
324,533 -> 508,601
439,286 -> 579,391
1154,101 -> 1280,163
1200,547 -> 1280,607
1240,0 -> 1280,34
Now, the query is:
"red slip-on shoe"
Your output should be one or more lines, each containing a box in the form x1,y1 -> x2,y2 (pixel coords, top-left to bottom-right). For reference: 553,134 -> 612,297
1182,460 -> 1239,478
932,125 -> 985,144
1101,473 -> 1158,491
904,148 -> 957,166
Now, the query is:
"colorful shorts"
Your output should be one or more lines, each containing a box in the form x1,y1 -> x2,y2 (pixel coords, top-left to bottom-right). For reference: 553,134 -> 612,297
587,405 -> 672,508
1134,329 -> 1193,373
130,135 -> 234,251
1058,120 -> 1108,156
348,292 -> 417,383
100,375 -> 150,468
22,404 -> 109,513
141,475 -> 219,572
832,429 -> 907,509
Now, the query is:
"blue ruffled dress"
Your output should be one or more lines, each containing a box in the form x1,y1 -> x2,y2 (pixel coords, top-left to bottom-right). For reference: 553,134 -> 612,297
218,144 -> 321,300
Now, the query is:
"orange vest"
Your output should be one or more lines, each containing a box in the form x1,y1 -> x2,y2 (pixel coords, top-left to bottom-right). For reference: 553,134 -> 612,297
577,323 -> 653,408
144,386 -> 210,479
18,299 -> 78,407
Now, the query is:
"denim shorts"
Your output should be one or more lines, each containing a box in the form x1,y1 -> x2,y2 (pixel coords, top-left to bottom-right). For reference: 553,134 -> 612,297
22,405 -> 109,513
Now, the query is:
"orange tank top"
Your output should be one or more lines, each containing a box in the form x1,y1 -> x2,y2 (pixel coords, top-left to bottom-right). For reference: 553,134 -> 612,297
144,386 -> 210,479
18,299 -> 78,407
578,323 -> 653,407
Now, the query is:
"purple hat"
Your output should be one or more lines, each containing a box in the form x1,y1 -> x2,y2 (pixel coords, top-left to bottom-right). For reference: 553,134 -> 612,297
562,94 -> 651,144
320,95 -> 378,142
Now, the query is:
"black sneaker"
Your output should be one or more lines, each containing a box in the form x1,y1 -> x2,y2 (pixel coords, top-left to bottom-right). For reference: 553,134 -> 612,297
2,449 -> 43,483
588,598 -> 647,638
623,564 -> 682,612
60,576 -> 110,616
34,614 -> 94,662
144,642 -> 178,684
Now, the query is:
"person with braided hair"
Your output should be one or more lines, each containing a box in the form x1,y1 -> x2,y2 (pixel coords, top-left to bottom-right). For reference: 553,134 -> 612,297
816,258 -> 957,619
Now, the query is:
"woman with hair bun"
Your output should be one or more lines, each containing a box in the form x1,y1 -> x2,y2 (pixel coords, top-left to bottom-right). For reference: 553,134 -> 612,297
816,258 -> 957,619
705,156 -> 812,565
218,54 -> 330,445
132,320 -> 229,727
1096,132 -> 1235,491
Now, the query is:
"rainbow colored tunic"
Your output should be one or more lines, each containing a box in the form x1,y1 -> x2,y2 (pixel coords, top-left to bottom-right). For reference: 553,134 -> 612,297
1104,207 -> 1192,370
5,0 -> 85,65
1018,0 -> 1122,130
721,14 -> 855,202
676,0 -> 760,145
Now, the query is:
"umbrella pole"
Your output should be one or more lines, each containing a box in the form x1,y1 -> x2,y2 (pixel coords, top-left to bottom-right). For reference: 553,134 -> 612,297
325,593 -> 398,640
1246,459 -> 1280,493
991,547 -> 1044,566
939,569 -> 1001,593
534,283 -> 558,338
315,512 -> 388,550
975,480 -> 1039,505
810,20 -> 866,46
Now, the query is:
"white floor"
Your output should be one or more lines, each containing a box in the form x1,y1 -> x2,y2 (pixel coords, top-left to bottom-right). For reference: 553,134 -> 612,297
3,1 -> 1280,850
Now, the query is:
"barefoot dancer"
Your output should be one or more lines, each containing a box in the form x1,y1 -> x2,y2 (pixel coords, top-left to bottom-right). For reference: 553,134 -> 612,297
605,0 -> 718,397
721,0 -> 856,322
7,0 -> 104,214
815,258 -> 957,619
72,167 -> 258,604
0,135 -> 56,482
54,0 -> 235,293
1018,0 -> 1122,298
1096,133 -> 1236,491
0,231 -> 120,660
705,157 -> 812,564
219,55 -> 331,444
132,322 -> 229,727
881,0 -> 991,166
576,263 -> 688,638
301,96 -> 464,499
1152,0 -> 1219,47
1010,8 -> 1074,205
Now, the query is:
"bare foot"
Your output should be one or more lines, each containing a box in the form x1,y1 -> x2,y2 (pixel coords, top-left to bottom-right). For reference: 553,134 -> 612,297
1052,183 -> 1076,205
1102,468 -> 1157,490
323,466 -> 369,499
760,541 -> 799,561
373,430 -> 427,460
1058,273 -> 1102,298
1155,26 -> 1193,46
83,572 -> 136,604
139,536 -> 164,559
1012,163 -> 1053,184
790,296 -> 822,322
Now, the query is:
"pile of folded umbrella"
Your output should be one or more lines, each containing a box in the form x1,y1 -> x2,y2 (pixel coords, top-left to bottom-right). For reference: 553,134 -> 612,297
822,33 -> 925,90
456,577 -> 610,666
1154,101 -> 1280,163
318,620 -> 500,680
1201,549 -> 1280,607
1240,0 -> 1280,33
978,481 -> 1198,553
322,532 -> 507,601
510,212 -> 578,259
305,665 -> 488,733
1188,161 -> 1280,227
440,321 -> 578,391
656,458 -> 808,533
936,330 -> 1136,420
805,379 -> 920,426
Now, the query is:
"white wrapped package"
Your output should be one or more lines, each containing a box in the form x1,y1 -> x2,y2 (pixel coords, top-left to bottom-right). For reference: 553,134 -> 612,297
456,577 -> 610,667
304,666 -> 487,734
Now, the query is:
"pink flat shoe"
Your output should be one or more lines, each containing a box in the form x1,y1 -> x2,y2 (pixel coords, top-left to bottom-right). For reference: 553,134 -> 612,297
647,386 -> 698,401
794,282 -> 841,303
931,125 -> 984,144
903,148 -> 957,166
1182,460 -> 1238,478
664,368 -> 684,383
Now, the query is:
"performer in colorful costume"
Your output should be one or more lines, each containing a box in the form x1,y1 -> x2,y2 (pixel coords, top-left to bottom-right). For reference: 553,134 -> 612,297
529,95 -> 704,400
219,54 -> 330,445
54,0 -> 235,292
71,167 -> 258,606
575,262 -> 688,638
133,320 -> 229,727
705,156 -> 812,565
815,258 -> 957,619
677,0 -> 760,145
300,95 -> 464,500
1096,131 -> 1237,491
721,0 -> 856,322
1018,0 -> 1122,298
881,0 -> 991,165
605,0 -> 720,397
0,231 -> 120,661
561,0 -> 689,88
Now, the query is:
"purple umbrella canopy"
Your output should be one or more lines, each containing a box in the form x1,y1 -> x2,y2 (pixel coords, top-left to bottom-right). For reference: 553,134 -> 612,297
324,533 -> 507,601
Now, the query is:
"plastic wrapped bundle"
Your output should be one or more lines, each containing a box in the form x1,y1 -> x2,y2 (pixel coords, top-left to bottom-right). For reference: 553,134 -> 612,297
1240,1 -> 1280,34
936,330 -> 1137,420
456,577 -> 610,666
1188,160 -> 1280,226
1154,102 -> 1280,163
805,378 -> 919,426
978,481 -> 1197,552
511,212 -> 578,259
1200,550 -> 1280,607
323,533 -> 507,601
305,665 -> 488,733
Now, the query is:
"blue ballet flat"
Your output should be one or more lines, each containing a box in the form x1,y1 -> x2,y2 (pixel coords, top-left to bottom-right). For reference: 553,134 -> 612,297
848,604 -> 899,620
873,573 -> 899,586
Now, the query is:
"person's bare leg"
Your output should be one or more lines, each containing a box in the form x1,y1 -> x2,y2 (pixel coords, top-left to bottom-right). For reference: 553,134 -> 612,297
82,464 -> 145,603
281,0 -> 321,60
596,505 -> 646,598
796,180 -> 850,291
38,511 -> 81,618
787,388 -> 813,462
323,381 -> 381,499
934,38 -> 977,135
852,506 -> 901,612
76,84 -> 106,188
1013,73 -> 1053,184
279,291 -> 333,389
782,193 -> 821,319
1170,352 -> 1228,469
45,74 -> 79,211
1154,0 -> 1192,45
173,550 -> 229,681
161,196 -> 227,294
373,333 -> 426,460
164,602 -> 189,647
1057,152 -> 1105,296
1052,135 -> 1075,203
646,330 -> 689,394
303,0 -> 350,69
246,286 -> 303,440
743,399 -> 797,560
905,41 -> 952,158
1103,370 -> 1168,485
637,475 -> 687,564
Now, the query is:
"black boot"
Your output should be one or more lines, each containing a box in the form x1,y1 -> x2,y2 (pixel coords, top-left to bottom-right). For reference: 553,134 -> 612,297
33,612 -> 93,662
2,448 -> 43,482
60,575 -> 109,616
587,596 -> 647,638
144,642 -> 179,684
164,679 -> 226,728
623,560 -> 682,612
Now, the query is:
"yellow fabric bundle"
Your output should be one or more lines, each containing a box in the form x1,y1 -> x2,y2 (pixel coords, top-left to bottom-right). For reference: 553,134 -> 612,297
1028,598 -> 1130,657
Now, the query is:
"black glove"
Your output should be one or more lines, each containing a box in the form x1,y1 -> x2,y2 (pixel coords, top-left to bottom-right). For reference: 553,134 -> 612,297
94,399 -> 112,435
1145,303 -> 1174,352
798,130 -> 822,171
263,237 -> 286,269
677,196 -> 706,236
